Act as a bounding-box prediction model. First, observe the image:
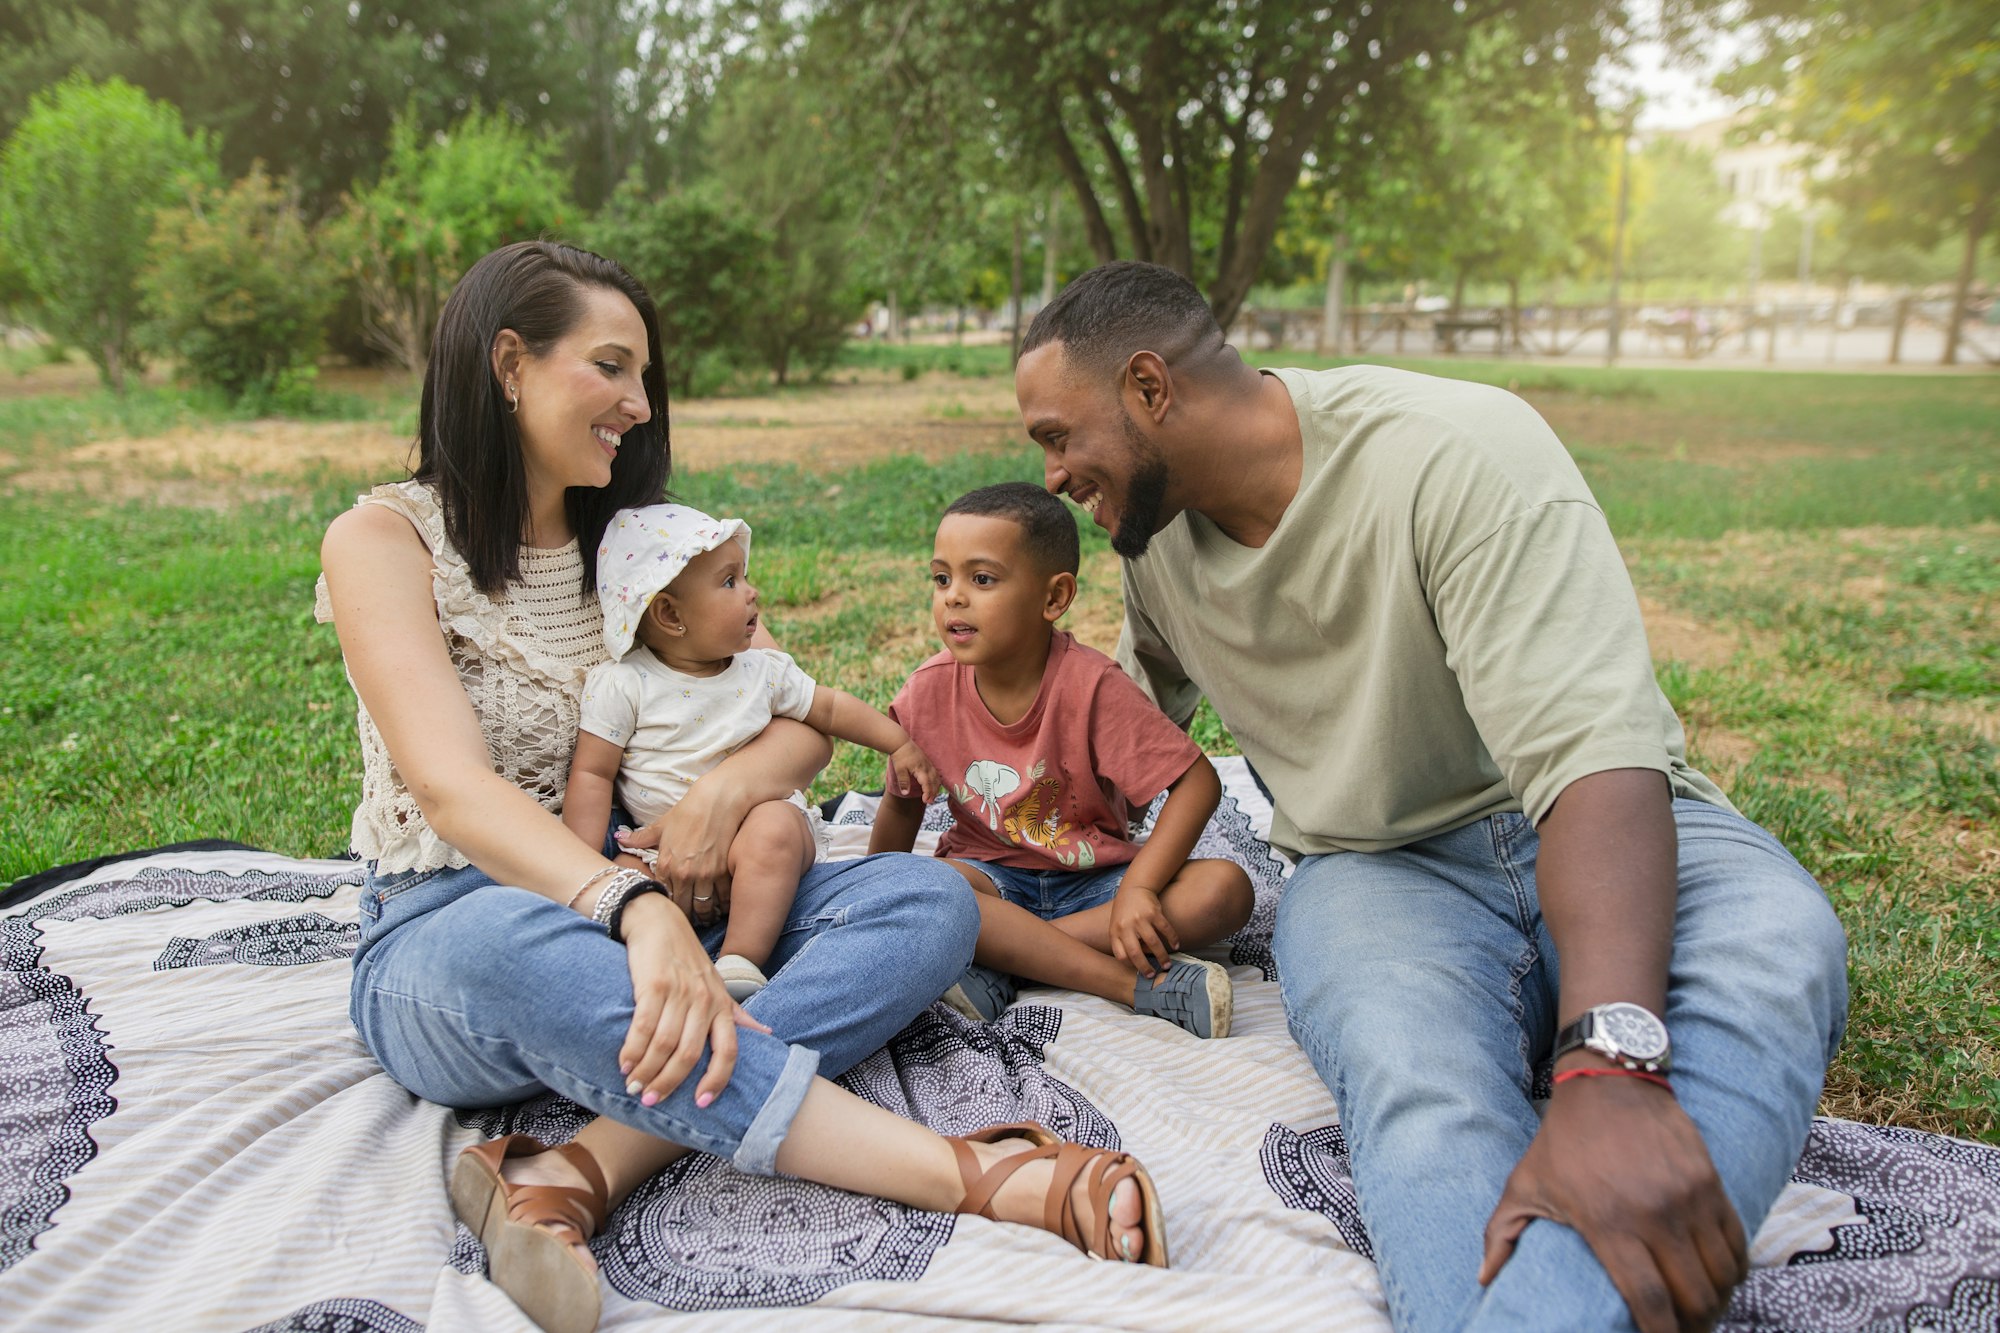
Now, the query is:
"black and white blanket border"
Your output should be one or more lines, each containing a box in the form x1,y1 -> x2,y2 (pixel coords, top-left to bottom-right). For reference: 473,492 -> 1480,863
3,761 -> 1997,1331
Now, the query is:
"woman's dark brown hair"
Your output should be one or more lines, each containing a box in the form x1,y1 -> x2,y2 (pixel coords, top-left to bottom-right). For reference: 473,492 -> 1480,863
415,240 -> 672,596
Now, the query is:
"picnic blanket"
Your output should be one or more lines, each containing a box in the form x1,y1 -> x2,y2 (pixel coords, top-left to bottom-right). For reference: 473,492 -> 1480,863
3,756 -> 1997,1331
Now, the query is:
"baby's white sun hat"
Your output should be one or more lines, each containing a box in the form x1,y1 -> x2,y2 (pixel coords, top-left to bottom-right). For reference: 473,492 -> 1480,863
597,503 -> 752,659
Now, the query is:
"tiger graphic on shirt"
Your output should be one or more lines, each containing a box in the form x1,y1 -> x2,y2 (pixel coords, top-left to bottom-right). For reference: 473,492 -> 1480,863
952,757 -> 1097,869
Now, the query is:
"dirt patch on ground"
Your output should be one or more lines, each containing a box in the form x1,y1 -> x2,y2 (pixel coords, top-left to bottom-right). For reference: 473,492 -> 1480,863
3,369 -> 1028,501
1636,595 -> 1743,669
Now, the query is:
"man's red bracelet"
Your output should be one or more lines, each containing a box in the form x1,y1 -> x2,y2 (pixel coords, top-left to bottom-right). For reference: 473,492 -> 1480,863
1552,1067 -> 1673,1093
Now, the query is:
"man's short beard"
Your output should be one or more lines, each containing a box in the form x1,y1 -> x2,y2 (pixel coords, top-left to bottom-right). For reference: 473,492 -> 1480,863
1113,410 -> 1171,559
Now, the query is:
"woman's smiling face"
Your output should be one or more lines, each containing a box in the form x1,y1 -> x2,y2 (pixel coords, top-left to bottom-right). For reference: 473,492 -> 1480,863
509,284 -> 653,501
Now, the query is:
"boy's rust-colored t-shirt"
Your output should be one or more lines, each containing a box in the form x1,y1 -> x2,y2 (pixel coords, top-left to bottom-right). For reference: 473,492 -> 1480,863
887,630 -> 1202,871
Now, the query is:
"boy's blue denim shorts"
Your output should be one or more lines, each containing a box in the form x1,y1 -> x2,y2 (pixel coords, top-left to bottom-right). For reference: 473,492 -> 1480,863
954,857 -> 1131,921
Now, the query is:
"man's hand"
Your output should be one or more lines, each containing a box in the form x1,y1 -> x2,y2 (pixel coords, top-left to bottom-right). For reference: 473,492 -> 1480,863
1108,882 -> 1179,978
1480,1075 -> 1747,1332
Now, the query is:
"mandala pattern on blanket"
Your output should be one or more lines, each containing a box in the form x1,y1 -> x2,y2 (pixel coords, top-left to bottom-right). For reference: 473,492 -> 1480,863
152,912 -> 359,971
242,1297 -> 424,1333
1134,786 -> 1292,981
0,862 -> 358,1276
452,1003 -> 1116,1310
1719,1119 -> 2000,1331
1259,1122 -> 1373,1259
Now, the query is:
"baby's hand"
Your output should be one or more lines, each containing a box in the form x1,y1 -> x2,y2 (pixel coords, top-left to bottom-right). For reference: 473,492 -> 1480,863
888,740 -> 944,805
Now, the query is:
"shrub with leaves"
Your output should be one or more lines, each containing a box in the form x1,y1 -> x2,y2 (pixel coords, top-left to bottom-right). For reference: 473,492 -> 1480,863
140,166 -> 337,404
0,75 -> 218,390
328,106 -> 574,371
580,176 -> 772,397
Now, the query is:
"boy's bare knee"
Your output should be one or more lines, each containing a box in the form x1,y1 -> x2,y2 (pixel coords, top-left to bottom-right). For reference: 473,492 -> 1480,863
1167,860 -> 1255,935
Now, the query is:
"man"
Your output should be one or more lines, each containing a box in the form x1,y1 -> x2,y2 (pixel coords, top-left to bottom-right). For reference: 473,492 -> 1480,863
1015,261 -> 1847,1332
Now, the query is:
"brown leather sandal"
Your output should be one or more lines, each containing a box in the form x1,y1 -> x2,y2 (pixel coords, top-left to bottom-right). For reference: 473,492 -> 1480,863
449,1135 -> 609,1333
947,1122 -> 1170,1268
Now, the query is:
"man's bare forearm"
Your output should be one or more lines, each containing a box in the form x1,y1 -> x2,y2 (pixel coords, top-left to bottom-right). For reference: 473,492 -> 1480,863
1535,767 -> 1677,1061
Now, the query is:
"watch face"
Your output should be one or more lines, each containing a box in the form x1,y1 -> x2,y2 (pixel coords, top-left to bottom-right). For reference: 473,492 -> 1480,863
1598,1003 -> 1669,1060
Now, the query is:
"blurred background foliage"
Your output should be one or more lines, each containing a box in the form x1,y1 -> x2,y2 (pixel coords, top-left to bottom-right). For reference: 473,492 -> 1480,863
0,0 -> 1993,399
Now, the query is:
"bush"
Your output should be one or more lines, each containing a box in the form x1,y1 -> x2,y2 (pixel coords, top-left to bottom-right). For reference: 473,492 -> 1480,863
0,76 -> 218,391
140,166 -> 338,403
580,176 -> 772,399
327,106 -> 573,371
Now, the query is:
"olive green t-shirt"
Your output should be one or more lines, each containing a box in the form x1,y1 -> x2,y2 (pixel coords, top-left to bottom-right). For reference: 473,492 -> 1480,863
1116,365 -> 1731,858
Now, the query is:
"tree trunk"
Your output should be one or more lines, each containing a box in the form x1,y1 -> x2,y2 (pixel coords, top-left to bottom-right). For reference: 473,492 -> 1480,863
1944,186 -> 1990,366
1046,109 -> 1117,265
1204,72 -> 1349,331
1041,188 -> 1060,305
1079,86 -> 1152,261
1319,234 -> 1348,356
1507,277 -> 1521,352
1009,214 -> 1025,366
1450,267 -> 1468,319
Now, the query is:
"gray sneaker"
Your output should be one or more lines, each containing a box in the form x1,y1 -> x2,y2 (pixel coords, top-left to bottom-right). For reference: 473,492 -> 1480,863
1133,954 -> 1233,1038
941,962 -> 1018,1022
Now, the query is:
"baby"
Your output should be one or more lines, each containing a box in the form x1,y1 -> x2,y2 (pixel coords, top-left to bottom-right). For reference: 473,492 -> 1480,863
564,503 -> 941,999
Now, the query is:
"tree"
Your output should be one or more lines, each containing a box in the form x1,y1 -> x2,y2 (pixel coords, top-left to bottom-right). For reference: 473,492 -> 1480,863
580,176 -> 772,398
0,75 -> 218,390
140,165 -> 338,402
704,47 -> 868,384
1340,26 -> 1608,318
1684,0 -> 2000,362
327,107 -> 575,372
0,0 -> 592,213
859,0 -> 1624,329
1619,137 -> 1744,295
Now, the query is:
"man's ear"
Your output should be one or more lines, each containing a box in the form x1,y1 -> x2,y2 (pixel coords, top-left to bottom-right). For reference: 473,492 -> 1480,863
1123,350 -> 1173,424
1042,571 -> 1078,623
491,329 -> 528,405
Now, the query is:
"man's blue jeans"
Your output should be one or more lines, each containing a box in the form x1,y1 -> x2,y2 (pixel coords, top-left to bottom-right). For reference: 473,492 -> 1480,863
1273,798 -> 1848,1331
350,853 -> 976,1176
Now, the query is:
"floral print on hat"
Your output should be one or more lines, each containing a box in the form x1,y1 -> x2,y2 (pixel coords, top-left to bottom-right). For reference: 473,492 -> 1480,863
597,503 -> 753,659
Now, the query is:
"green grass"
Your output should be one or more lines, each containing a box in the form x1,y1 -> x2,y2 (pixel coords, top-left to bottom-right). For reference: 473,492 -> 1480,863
2,356 -> 1996,1139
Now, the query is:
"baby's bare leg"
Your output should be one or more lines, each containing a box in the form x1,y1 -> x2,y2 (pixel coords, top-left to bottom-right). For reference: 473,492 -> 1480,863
718,800 -> 817,967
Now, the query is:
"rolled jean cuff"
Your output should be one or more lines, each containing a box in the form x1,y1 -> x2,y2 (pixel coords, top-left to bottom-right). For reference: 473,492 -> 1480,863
732,1042 -> 820,1175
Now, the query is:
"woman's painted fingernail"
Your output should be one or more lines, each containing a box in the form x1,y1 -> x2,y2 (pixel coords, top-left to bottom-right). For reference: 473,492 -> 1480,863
619,1059 -> 632,1076
640,1090 -> 660,1107
1120,1232 -> 1138,1260
696,1091 -> 715,1108
626,1079 -> 643,1096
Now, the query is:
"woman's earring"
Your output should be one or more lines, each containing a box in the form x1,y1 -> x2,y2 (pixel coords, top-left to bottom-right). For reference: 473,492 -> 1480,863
506,381 -> 520,414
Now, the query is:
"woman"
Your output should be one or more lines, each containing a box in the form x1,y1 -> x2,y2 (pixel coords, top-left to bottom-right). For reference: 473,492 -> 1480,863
317,241 -> 1165,1333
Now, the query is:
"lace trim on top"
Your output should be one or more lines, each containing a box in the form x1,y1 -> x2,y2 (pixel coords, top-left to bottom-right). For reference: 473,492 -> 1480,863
313,480 -> 607,872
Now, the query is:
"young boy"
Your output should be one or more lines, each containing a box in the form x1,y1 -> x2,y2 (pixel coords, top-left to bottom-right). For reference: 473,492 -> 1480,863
565,503 -> 941,999
868,482 -> 1254,1037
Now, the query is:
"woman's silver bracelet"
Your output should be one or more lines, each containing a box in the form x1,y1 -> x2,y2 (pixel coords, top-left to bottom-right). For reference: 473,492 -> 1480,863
591,869 -> 655,928
566,864 -> 622,911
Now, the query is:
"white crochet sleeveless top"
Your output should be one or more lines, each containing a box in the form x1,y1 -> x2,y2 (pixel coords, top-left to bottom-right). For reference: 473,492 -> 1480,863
313,480 -> 607,872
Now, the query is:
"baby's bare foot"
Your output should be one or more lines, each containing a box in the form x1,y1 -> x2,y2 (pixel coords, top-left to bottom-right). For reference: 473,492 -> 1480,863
965,1139 -> 1148,1261
498,1152 -> 599,1272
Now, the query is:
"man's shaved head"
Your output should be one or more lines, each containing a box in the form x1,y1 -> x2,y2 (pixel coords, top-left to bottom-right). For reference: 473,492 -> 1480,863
1020,261 -> 1224,384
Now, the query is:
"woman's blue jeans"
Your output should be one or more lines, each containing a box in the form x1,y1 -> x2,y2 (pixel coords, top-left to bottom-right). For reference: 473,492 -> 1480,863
1273,798 -> 1848,1331
350,852 -> 976,1175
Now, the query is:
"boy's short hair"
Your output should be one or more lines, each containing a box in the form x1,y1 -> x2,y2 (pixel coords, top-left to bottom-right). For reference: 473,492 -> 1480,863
944,482 -> 1080,577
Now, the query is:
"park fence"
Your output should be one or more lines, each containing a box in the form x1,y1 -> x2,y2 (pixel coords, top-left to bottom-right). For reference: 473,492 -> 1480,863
1235,296 -> 1999,368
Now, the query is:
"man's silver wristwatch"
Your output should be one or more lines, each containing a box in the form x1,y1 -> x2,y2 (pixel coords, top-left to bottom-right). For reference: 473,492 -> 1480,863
1553,1002 -> 1672,1074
